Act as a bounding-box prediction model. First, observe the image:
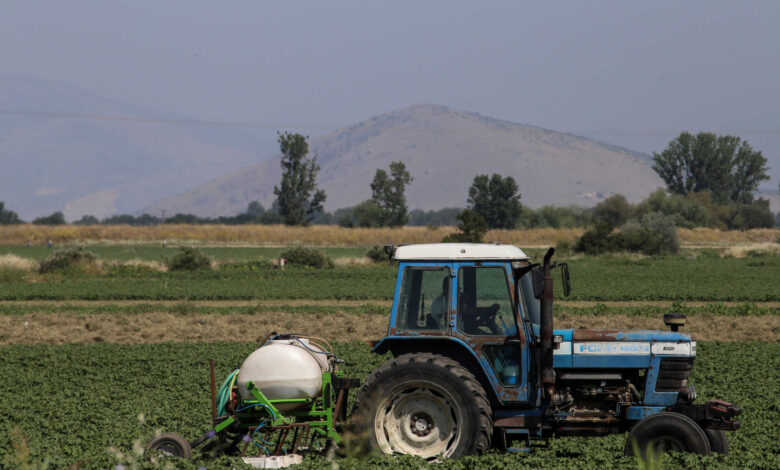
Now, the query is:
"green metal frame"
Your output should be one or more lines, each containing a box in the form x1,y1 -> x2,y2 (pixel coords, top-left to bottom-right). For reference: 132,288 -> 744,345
216,371 -> 344,443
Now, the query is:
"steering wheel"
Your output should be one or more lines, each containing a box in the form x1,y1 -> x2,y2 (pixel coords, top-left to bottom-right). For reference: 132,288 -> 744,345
474,303 -> 501,334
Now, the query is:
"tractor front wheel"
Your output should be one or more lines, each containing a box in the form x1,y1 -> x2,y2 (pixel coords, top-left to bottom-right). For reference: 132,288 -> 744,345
625,412 -> 710,458
351,353 -> 492,460
705,428 -> 729,455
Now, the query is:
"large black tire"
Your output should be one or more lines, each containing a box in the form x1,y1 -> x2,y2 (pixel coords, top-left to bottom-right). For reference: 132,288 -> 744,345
145,432 -> 193,459
351,353 -> 492,460
705,428 -> 729,455
625,412 -> 711,458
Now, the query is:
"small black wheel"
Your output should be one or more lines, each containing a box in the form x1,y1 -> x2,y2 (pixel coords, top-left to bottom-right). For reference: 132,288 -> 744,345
351,353 -> 492,460
145,432 -> 193,459
705,428 -> 729,455
625,412 -> 710,458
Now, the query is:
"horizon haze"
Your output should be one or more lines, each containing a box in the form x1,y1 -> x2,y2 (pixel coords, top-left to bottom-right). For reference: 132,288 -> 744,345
2,1 -> 779,219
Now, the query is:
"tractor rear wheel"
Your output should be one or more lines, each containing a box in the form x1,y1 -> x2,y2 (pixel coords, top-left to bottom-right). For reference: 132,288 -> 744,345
351,353 -> 492,460
145,432 -> 193,459
625,412 -> 710,458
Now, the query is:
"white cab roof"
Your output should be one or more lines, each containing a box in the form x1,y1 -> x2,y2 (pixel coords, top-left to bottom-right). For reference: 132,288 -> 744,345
393,243 -> 529,261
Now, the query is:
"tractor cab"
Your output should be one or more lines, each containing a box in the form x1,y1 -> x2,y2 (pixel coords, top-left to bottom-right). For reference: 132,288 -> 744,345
374,243 -> 547,404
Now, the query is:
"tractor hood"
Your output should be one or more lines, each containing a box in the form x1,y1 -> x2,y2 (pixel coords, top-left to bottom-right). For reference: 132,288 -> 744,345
552,328 -> 695,369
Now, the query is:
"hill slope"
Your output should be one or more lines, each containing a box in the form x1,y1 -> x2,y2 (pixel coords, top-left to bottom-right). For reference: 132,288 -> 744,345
0,76 -> 270,220
144,105 -> 663,216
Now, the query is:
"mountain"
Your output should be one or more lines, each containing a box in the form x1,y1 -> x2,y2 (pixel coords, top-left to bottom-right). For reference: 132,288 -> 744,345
0,75 -> 271,220
144,105 -> 663,216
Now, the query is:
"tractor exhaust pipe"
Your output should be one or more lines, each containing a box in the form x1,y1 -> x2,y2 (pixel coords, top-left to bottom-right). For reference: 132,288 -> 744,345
540,247 -> 555,400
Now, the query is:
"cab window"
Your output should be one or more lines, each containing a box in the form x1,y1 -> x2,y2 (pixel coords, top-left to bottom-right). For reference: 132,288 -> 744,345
396,267 -> 449,331
457,266 -> 516,336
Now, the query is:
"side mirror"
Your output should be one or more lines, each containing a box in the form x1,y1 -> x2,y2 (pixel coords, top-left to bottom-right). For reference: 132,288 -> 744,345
560,263 -> 571,297
531,266 -> 544,299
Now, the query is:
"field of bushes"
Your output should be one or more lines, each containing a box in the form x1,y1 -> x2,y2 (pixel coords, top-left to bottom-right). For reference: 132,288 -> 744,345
1,235 -> 779,469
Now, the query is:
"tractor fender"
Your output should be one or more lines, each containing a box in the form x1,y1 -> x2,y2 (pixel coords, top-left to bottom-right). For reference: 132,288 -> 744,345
371,336 -> 502,408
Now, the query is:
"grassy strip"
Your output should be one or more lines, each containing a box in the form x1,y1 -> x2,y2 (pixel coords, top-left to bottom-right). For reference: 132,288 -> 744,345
0,301 -> 776,318
3,311 -> 777,344
0,302 -> 390,316
0,225 -> 588,246
1,255 -> 779,301
0,341 -> 777,469
0,244 -> 371,262
2,224 -> 778,246
560,302 -> 780,317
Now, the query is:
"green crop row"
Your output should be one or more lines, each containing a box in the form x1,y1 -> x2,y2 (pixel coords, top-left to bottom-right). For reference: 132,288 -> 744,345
0,341 -> 777,469
1,254 -> 779,302
0,301 -> 776,319
0,245 -> 371,262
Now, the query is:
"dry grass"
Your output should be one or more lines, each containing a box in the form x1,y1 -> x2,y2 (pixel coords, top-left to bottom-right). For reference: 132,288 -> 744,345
0,254 -> 38,272
0,224 -> 587,246
117,258 -> 168,272
677,227 -> 780,244
333,257 -> 374,266
720,243 -> 780,258
1,224 -> 777,247
2,311 -> 776,345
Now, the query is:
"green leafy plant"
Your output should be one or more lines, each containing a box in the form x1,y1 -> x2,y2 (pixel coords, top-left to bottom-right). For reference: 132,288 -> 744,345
38,247 -> 99,274
166,247 -> 212,271
630,438 -> 664,470
219,257 -> 274,271
365,246 -> 389,263
280,246 -> 335,269
441,209 -> 488,243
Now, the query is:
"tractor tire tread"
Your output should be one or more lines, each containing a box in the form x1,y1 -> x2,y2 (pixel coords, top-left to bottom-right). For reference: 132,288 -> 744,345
625,411 -> 710,458
705,428 -> 729,455
352,352 -> 492,457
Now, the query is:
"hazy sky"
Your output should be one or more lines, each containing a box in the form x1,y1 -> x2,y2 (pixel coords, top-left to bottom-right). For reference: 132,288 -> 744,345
3,0 -> 780,186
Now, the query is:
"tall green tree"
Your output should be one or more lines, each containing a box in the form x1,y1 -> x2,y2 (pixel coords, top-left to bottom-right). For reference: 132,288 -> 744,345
593,194 -> 632,228
652,132 -> 769,203
32,211 -> 66,225
273,132 -> 326,226
467,174 -> 522,229
441,209 -> 489,243
370,161 -> 413,227
0,201 -> 22,224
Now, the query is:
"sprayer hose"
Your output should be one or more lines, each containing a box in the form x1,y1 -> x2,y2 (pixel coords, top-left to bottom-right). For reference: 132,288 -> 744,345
216,369 -> 240,417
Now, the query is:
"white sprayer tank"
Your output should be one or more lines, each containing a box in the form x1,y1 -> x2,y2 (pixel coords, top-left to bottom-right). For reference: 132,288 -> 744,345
237,338 -> 330,411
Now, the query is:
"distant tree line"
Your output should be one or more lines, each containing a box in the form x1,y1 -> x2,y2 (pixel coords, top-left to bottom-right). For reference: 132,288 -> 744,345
2,131 -> 776,231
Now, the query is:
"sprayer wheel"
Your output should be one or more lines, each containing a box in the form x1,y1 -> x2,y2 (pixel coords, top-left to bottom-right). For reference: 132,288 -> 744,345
145,432 -> 193,459
351,353 -> 492,460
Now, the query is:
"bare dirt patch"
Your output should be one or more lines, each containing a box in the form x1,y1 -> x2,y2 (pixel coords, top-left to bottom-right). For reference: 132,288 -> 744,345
0,312 -> 388,345
4,299 -> 778,309
2,312 -> 777,345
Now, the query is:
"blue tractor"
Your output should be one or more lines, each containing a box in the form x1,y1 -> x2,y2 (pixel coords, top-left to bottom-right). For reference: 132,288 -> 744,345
351,243 -> 741,460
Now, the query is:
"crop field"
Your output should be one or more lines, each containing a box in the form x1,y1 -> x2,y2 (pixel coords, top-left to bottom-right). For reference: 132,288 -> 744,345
0,341 -> 778,469
1,251 -> 779,302
1,240 -> 779,469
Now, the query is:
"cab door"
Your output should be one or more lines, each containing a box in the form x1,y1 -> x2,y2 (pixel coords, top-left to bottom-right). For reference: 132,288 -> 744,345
451,262 -> 530,403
